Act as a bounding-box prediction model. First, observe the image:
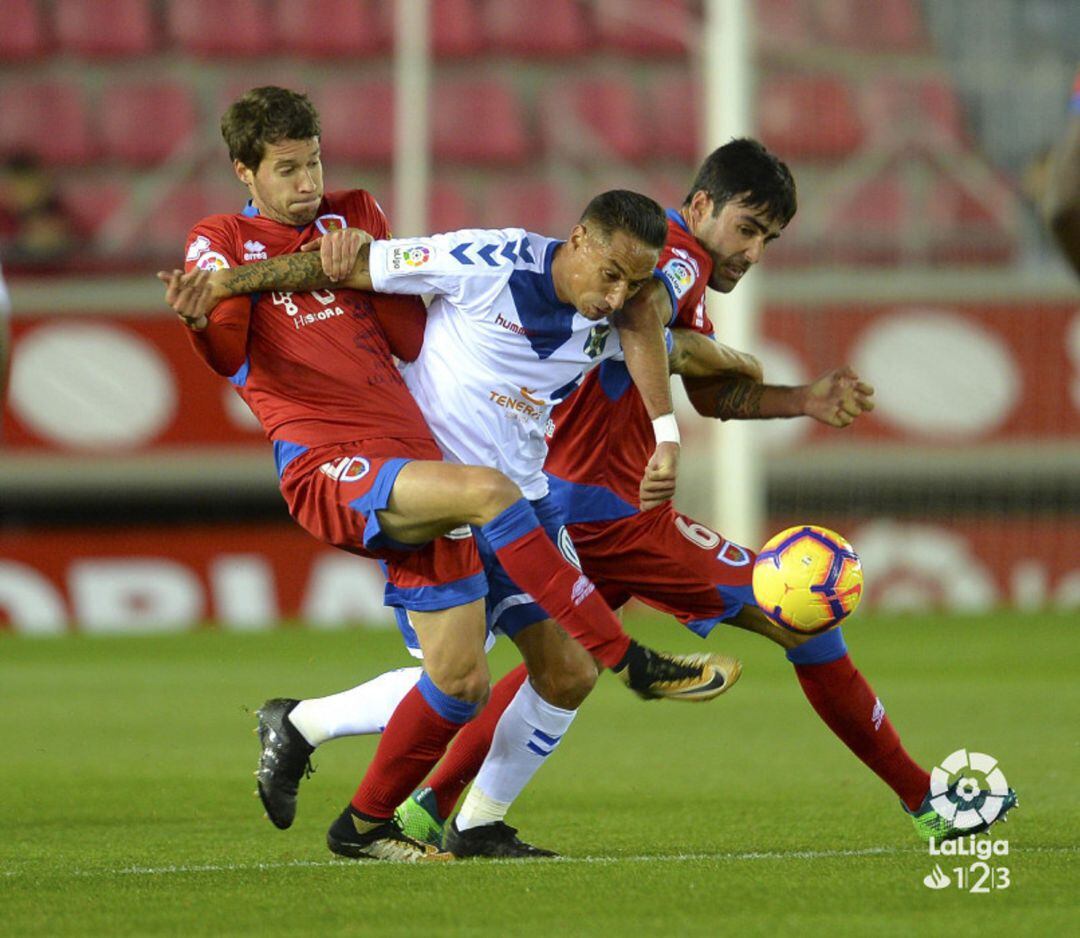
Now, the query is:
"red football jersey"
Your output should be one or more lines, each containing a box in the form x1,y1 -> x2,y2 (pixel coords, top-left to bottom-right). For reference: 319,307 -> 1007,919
183,190 -> 432,448
545,209 -> 715,514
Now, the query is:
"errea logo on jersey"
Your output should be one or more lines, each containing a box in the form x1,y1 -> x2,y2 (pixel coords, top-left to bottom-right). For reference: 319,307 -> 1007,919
243,240 -> 267,261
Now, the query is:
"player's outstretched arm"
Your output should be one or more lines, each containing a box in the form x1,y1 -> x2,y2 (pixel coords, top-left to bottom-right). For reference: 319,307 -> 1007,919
683,364 -> 874,428
201,242 -> 375,301
157,268 -> 250,376
668,328 -> 763,382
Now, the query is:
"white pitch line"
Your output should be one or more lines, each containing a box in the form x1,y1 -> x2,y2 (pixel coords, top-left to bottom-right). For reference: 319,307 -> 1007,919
3,845 -> 1076,880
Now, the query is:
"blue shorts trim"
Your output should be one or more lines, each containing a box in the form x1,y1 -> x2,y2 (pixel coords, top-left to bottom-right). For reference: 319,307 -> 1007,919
683,584 -> 757,638
348,457 -> 412,551
786,626 -> 848,665
383,570 -> 488,613
543,473 -> 637,526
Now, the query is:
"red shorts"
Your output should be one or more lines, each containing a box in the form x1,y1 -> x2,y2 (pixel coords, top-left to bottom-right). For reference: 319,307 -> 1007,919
568,504 -> 757,638
278,438 -> 485,612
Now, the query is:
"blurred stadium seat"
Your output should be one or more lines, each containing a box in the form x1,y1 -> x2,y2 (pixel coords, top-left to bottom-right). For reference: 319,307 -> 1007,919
99,82 -> 199,166
483,0 -> 591,58
167,0 -> 275,58
61,177 -> 128,240
759,73 -> 864,160
146,180 -> 245,258
318,82 -> 395,166
648,76 -> 700,163
54,0 -> 158,58
756,0 -> 813,53
480,178 -> 575,233
433,80 -> 529,165
273,0 -> 388,58
594,0 -> 692,57
541,79 -> 650,163
0,83 -> 96,165
0,0 -> 50,60
816,0 -> 925,51
431,0 -> 486,59
428,179 -> 476,233
860,76 -> 966,147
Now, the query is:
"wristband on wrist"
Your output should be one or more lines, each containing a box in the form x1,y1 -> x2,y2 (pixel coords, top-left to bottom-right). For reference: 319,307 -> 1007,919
651,412 -> 680,445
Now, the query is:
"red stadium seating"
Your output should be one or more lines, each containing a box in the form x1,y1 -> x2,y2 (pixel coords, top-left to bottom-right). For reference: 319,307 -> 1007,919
433,80 -> 529,165
860,76 -> 966,147
429,179 -> 476,233
759,73 -> 864,160
756,0 -> 813,53
594,0 -> 693,57
0,84 -> 95,165
274,0 -> 389,58
0,0 -> 50,60
54,0 -> 157,58
318,82 -> 395,166
815,0 -> 925,51
61,178 -> 128,240
146,180 -> 246,258
431,0 -> 486,59
541,80 -> 651,163
167,0 -> 274,58
99,82 -> 199,166
484,0 -> 591,58
480,179 -> 575,233
648,77 -> 700,164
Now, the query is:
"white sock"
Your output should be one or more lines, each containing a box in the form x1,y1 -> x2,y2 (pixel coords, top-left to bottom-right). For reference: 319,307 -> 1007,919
287,667 -> 422,747
455,680 -> 577,831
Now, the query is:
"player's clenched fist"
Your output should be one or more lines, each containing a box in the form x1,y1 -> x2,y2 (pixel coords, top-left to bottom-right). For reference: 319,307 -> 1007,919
639,440 -> 680,511
803,365 -> 875,428
300,228 -> 373,282
156,267 -> 216,331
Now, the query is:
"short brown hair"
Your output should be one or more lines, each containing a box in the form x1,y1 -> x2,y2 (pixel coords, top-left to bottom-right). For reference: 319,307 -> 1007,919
220,86 -> 321,170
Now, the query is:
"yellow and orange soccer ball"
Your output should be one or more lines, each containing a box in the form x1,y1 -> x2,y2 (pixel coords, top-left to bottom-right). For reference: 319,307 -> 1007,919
752,525 -> 864,634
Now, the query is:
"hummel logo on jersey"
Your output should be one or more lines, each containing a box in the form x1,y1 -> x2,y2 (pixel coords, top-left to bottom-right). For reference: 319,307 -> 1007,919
243,240 -> 267,261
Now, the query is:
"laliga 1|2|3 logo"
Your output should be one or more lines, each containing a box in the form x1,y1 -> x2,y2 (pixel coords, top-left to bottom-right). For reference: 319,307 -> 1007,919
921,749 -> 1012,893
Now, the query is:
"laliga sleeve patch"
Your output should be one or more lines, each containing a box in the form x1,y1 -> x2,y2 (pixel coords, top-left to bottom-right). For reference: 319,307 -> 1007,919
196,251 -> 230,270
185,235 -> 211,261
388,244 -> 434,272
660,257 -> 696,300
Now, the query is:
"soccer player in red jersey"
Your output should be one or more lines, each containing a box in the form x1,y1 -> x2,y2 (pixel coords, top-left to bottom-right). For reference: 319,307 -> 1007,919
160,87 -> 729,861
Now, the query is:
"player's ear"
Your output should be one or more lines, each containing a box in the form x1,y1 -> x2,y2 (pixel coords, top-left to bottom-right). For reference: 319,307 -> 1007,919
233,159 -> 255,188
567,223 -> 587,251
688,189 -> 714,223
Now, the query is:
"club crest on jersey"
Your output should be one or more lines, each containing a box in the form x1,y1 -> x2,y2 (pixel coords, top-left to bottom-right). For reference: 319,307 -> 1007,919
318,456 -> 370,483
196,251 -> 230,271
315,214 -> 347,234
243,240 -> 267,261
583,323 -> 611,359
185,235 -> 211,262
662,257 -> 696,300
717,540 -> 752,567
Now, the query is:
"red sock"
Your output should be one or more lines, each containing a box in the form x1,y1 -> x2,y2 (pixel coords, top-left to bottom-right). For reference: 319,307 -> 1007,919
426,664 -> 529,820
793,655 -> 930,811
488,512 -> 630,668
350,684 -> 464,820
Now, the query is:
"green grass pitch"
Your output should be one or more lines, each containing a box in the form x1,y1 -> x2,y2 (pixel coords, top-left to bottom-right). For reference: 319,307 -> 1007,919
2,610 -> 1077,936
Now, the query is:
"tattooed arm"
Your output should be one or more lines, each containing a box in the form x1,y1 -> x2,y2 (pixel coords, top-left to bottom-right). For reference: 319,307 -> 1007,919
202,242 -> 374,303
683,366 -> 875,428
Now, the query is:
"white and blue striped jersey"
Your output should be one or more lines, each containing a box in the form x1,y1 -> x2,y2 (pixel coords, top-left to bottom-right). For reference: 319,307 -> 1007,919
369,228 -> 625,499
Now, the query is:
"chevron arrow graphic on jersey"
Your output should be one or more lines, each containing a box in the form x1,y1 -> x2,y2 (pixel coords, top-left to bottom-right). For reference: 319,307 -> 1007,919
517,238 -> 535,264
500,241 -> 518,264
477,243 -> 499,267
450,242 -> 474,265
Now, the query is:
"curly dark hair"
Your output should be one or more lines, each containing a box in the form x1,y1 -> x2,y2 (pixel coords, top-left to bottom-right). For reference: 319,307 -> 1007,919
220,86 -> 321,170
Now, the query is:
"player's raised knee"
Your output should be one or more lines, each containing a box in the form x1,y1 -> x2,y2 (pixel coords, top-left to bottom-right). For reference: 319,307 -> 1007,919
459,466 -> 523,523
531,652 -> 598,710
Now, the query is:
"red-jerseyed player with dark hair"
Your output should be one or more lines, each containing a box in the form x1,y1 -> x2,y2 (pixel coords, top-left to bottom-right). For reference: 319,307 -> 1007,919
159,86 -> 729,862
